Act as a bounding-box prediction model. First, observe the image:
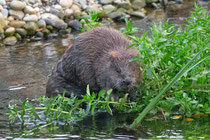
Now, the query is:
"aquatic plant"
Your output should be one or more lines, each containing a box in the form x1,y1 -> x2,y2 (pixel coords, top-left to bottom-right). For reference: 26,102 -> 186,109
127,3 -> 209,127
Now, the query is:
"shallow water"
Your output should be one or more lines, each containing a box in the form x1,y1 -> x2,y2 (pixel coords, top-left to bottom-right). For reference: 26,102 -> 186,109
0,0 -> 209,139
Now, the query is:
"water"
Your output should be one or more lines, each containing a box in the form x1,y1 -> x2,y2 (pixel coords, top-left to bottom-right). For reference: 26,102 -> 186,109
0,0 -> 210,139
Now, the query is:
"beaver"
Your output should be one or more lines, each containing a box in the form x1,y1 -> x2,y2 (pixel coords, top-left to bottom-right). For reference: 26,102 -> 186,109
46,27 -> 142,101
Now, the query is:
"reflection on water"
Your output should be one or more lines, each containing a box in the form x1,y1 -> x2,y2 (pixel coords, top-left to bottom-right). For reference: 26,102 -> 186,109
0,0 -> 209,139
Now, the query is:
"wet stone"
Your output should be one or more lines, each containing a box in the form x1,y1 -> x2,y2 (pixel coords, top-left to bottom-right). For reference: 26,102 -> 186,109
130,11 -> 145,18
45,19 -> 67,29
16,28 -> 27,36
37,19 -> 46,28
5,27 -> 15,37
36,31 -> 43,38
15,33 -> 21,40
68,19 -> 80,31
23,22 -> 38,34
3,36 -> 17,45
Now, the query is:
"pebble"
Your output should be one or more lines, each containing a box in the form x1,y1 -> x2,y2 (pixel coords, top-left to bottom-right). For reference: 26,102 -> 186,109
0,14 -> 8,28
45,19 -> 67,29
15,33 -> 22,40
59,0 -> 73,8
130,11 -> 145,18
131,0 -> 146,10
3,36 -> 17,45
68,19 -> 80,31
71,4 -> 82,16
9,10 -> 25,20
0,0 -> 6,5
9,20 -> 26,28
103,4 -> 116,14
24,6 -> 37,14
100,0 -> 113,4
23,22 -> 38,34
1,9 -> 8,18
10,0 -> 26,10
23,14 -> 39,22
16,28 -> 27,36
37,19 -> 46,28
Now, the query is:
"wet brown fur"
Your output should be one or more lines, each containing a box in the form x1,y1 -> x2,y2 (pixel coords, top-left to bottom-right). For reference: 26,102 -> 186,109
46,27 -> 142,100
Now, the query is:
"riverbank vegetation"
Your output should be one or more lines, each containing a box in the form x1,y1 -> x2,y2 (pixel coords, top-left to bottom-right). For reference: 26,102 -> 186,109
8,4 -> 209,135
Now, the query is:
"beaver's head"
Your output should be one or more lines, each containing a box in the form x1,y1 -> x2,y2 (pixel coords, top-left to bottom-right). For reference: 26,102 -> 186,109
95,49 -> 142,99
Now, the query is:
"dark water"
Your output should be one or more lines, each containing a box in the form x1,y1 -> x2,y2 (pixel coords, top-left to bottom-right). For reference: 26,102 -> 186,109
0,0 -> 209,139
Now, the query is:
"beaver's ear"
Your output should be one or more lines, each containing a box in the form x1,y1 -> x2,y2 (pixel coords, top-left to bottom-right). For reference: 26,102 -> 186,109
108,50 -> 121,59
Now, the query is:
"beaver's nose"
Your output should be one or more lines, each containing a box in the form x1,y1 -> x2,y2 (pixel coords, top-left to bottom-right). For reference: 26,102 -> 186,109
122,79 -> 132,86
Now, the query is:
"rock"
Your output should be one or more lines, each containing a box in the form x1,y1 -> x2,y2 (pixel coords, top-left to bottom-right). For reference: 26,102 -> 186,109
79,0 -> 87,9
24,6 -> 37,14
107,11 -> 130,19
130,11 -> 145,18
102,4 -> 116,14
0,5 -> 2,11
5,27 -> 16,37
71,4 -> 82,16
50,7 -> 65,19
87,4 -> 102,12
131,0 -> 146,10
146,0 -> 158,3
9,20 -> 26,28
100,0 -> 113,4
10,0 -> 26,10
3,36 -> 17,45
0,27 -> 4,34
9,10 -> 24,20
37,19 -> 46,28
46,25 -> 53,31
23,15 -> 38,22
42,28 -> 50,36
64,9 -> 74,17
1,9 -> 9,18
114,0 -> 131,10
59,0 -> 73,8
41,13 -> 59,20
0,0 -> 6,5
45,19 -> 67,29
15,33 -> 21,40
36,31 -> 43,38
8,16 -> 14,21
0,14 -> 8,28
23,22 -> 38,34
16,28 -> 27,36
68,19 -> 80,31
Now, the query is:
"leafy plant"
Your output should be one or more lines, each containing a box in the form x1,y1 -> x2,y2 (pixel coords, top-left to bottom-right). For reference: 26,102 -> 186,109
79,11 -> 103,32
127,4 -> 209,127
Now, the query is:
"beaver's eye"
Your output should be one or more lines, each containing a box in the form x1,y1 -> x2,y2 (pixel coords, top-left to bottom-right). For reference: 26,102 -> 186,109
115,67 -> 121,73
